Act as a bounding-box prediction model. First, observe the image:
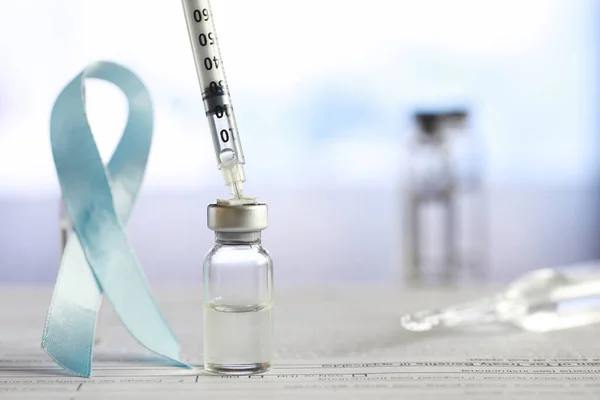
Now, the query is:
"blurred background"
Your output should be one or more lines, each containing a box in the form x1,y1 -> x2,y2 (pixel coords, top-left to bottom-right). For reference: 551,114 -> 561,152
0,0 -> 599,286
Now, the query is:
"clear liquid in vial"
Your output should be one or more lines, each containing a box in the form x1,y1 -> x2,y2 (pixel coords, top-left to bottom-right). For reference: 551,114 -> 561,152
203,302 -> 273,375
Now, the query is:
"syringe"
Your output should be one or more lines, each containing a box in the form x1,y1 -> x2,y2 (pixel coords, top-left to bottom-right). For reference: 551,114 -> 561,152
181,0 -> 247,200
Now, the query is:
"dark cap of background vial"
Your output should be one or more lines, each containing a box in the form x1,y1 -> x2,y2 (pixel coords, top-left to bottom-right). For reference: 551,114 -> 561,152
414,111 -> 444,135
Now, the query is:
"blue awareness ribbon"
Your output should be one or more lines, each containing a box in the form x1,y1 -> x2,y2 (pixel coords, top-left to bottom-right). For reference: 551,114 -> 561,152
42,61 -> 191,378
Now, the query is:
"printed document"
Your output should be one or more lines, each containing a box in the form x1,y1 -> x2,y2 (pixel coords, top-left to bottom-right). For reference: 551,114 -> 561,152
1,286 -> 600,399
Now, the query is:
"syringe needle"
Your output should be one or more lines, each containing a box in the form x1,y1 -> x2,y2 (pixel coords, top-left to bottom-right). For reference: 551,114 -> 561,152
230,181 -> 243,199
181,0 -> 247,200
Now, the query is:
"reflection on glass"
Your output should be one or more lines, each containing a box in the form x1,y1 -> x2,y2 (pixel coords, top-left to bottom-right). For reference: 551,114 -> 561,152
59,199 -> 71,255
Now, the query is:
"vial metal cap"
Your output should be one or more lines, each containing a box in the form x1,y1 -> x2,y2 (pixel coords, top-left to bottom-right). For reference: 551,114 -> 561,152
207,203 -> 268,233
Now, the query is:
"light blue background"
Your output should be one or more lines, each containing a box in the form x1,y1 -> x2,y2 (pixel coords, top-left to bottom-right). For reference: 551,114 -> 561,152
0,0 -> 599,285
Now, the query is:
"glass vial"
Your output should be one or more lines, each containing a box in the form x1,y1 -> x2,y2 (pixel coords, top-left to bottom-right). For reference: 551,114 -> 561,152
403,109 -> 486,285
203,203 -> 274,375
404,112 -> 454,284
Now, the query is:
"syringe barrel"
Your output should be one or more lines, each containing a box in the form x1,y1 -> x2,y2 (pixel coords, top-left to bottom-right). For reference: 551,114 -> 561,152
182,0 -> 246,188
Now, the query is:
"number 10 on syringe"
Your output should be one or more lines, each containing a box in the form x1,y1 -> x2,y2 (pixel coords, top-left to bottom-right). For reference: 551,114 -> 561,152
182,0 -> 246,199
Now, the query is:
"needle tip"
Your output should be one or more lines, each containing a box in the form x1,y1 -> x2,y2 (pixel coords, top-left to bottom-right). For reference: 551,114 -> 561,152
401,312 -> 439,332
230,181 -> 244,199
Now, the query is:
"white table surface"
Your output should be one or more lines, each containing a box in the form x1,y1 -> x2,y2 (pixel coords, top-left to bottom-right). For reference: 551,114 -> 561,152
1,285 -> 600,399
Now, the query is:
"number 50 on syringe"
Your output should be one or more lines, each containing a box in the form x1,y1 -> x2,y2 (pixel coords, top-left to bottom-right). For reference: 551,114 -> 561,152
182,0 -> 247,199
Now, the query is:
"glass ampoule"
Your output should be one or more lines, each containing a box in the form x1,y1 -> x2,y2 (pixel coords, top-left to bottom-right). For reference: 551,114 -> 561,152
402,262 -> 600,332
203,202 -> 274,375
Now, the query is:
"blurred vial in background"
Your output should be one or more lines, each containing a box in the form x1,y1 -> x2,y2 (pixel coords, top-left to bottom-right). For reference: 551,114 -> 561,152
402,108 -> 486,285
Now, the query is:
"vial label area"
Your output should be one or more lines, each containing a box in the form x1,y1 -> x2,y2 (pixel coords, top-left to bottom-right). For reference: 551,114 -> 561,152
203,302 -> 273,375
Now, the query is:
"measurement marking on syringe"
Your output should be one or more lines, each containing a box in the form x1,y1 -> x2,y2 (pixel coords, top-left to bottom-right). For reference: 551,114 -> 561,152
205,105 -> 231,118
193,8 -> 209,22
202,84 -> 226,101
198,33 -> 215,46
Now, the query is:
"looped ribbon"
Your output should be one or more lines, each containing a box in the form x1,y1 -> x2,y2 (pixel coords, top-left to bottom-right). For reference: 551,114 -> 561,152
42,61 -> 191,377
